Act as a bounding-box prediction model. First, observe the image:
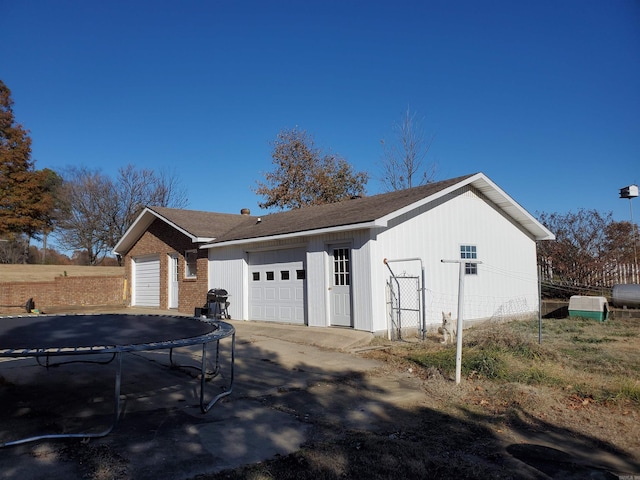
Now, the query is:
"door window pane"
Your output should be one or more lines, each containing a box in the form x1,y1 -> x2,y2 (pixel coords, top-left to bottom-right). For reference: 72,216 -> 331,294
333,248 -> 350,286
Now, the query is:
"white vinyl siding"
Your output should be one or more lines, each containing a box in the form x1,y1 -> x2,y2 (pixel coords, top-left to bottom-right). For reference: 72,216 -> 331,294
208,246 -> 245,320
205,183 -> 541,334
371,186 -> 540,331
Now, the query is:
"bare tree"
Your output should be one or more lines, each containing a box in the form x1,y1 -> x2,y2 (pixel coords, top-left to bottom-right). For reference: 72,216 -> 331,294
56,164 -> 188,265
380,107 -> 436,191
255,128 -> 368,210
109,165 -> 188,246
55,167 -> 113,265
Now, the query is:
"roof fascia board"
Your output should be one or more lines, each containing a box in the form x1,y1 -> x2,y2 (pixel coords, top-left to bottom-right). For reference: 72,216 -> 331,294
113,207 -> 203,255
194,237 -> 215,243
469,174 -> 555,241
243,242 -> 309,253
374,179 -> 471,226
112,207 -> 157,255
202,221 -> 380,249
374,173 -> 554,241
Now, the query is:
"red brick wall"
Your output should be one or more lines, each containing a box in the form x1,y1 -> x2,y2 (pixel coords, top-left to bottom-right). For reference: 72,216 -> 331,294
125,219 -> 209,315
0,275 -> 125,314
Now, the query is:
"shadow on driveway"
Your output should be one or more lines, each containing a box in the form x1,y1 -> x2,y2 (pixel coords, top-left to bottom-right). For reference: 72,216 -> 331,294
0,311 -> 638,479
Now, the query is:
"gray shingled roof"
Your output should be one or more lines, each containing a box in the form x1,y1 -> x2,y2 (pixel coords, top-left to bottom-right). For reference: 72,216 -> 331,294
115,172 -> 552,255
148,206 -> 249,239
209,173 -> 476,243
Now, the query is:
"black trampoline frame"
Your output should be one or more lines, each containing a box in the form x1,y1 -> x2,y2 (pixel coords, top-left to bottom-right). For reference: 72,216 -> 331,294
0,314 -> 235,447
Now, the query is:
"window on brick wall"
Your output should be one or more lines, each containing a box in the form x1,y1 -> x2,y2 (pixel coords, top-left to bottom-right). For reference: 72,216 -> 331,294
185,250 -> 197,278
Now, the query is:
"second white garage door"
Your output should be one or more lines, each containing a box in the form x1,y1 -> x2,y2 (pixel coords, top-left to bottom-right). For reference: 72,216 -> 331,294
133,255 -> 160,307
249,249 -> 306,324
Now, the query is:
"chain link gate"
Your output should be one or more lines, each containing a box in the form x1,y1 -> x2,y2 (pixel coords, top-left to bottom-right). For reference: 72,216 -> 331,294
386,275 -> 422,340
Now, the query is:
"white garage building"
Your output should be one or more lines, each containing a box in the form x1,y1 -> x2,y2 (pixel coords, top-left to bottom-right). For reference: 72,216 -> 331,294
203,173 -> 554,334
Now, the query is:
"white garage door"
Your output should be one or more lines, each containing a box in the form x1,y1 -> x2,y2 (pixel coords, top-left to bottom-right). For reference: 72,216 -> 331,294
249,249 -> 306,324
133,255 -> 160,307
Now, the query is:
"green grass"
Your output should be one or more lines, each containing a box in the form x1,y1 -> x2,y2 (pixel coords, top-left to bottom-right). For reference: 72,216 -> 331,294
512,366 -> 563,386
570,335 -> 615,344
610,379 -> 640,403
406,317 -> 640,403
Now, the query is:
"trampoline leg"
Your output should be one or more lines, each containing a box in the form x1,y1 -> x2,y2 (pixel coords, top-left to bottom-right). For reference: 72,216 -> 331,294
200,331 -> 235,413
169,345 -> 220,377
0,352 -> 123,448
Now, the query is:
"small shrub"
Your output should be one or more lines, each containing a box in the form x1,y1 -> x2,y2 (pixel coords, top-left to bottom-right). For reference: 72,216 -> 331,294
462,348 -> 508,380
408,349 -> 456,373
464,324 -> 553,361
571,335 -> 614,344
513,367 -> 562,387
604,379 -> 640,404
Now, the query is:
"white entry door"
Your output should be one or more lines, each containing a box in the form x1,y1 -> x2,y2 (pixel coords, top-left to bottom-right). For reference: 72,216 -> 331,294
168,253 -> 179,309
330,245 -> 352,327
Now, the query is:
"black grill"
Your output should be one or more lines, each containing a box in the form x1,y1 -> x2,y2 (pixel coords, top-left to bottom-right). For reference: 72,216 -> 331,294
196,288 -> 230,319
207,288 -> 228,303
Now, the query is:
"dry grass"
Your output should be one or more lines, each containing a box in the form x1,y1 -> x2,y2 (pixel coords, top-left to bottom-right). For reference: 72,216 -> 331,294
201,316 -> 640,480
0,264 -> 123,282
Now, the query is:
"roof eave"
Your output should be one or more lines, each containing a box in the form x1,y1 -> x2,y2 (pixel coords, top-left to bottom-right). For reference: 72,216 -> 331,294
375,172 -> 554,241
112,207 -> 158,256
467,174 -> 555,241
112,207 -> 204,256
202,221 -> 381,249
194,237 -> 215,243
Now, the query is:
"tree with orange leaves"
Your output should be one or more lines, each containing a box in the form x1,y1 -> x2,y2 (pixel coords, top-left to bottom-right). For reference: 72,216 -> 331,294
0,80 -> 62,263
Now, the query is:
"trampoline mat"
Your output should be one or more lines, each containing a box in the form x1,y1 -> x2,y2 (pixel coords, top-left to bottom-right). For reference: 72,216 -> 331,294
0,314 -> 219,353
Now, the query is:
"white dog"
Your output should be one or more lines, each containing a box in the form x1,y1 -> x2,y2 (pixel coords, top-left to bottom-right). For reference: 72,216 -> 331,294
441,311 -> 456,344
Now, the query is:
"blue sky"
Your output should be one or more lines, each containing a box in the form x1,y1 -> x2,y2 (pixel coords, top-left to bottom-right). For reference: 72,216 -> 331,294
2,0 -> 639,224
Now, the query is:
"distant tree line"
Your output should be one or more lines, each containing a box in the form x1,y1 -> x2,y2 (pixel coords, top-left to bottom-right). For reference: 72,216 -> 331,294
0,80 -> 188,265
536,209 -> 639,297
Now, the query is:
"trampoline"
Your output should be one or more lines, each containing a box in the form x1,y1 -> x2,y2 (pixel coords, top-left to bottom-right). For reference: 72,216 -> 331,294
0,313 -> 235,447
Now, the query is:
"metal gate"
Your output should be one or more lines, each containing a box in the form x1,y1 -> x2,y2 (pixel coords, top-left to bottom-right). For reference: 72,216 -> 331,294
386,275 -> 422,340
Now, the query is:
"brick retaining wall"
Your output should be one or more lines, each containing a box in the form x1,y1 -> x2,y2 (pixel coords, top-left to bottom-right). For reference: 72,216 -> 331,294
0,275 -> 125,314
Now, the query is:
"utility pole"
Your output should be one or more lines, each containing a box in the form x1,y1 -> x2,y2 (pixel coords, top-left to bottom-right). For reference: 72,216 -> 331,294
619,185 -> 639,281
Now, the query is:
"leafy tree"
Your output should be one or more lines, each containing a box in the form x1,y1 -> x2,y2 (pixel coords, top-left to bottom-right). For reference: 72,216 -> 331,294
56,164 -> 188,265
0,80 -> 62,262
380,106 -> 436,191
537,209 -> 638,289
256,128 -> 368,210
603,220 -> 638,266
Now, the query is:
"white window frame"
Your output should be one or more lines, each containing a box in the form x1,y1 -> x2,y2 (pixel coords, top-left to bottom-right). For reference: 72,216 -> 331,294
185,249 -> 198,278
460,245 -> 478,275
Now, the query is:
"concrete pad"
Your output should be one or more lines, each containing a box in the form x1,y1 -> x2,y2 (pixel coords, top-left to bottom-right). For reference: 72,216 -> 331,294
0,316 -> 425,479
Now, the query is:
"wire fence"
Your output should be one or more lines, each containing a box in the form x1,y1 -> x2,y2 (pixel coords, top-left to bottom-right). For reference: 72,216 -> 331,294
384,260 -> 639,341
386,275 -> 421,340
